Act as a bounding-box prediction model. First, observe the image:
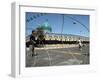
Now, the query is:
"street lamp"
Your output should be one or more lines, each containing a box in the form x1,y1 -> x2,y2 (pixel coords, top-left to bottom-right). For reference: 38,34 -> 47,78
61,14 -> 64,44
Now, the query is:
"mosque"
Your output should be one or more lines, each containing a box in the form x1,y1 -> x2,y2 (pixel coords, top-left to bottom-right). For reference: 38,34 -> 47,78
40,21 -> 89,42
26,21 -> 89,47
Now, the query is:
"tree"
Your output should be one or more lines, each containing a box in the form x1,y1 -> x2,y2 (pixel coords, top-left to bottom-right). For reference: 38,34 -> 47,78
36,22 -> 52,46
36,26 -> 45,41
36,22 -> 52,40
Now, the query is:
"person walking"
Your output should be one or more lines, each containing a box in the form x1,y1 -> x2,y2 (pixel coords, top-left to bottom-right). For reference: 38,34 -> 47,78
30,30 -> 37,57
78,37 -> 82,50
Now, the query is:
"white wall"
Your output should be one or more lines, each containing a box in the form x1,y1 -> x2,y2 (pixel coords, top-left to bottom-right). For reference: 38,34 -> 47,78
0,0 -> 100,80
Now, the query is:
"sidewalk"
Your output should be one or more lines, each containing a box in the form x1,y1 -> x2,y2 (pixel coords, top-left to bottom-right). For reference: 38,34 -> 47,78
26,44 -> 78,51
35,44 -> 78,50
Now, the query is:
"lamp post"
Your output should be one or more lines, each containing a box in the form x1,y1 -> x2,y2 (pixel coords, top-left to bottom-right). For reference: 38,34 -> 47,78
61,14 -> 64,43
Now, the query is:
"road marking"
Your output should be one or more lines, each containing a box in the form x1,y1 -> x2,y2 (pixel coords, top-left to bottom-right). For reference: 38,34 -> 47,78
50,49 -> 81,64
43,43 -> 52,66
49,50 -> 81,64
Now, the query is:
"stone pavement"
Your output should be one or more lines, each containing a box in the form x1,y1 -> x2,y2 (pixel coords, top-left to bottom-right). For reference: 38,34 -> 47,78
26,44 -> 89,67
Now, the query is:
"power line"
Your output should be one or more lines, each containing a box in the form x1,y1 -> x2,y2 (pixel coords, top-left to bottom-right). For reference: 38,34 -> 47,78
67,16 -> 89,32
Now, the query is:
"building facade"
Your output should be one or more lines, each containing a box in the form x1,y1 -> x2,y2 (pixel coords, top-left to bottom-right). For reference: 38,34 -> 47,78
44,33 -> 89,42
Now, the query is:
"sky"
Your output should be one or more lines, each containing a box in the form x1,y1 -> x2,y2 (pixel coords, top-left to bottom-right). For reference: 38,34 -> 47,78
26,12 -> 89,37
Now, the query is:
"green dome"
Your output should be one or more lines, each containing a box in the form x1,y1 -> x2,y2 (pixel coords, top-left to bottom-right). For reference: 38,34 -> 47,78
41,22 -> 52,32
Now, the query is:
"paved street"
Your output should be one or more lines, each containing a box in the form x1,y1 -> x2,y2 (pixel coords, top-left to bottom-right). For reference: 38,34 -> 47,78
26,44 -> 89,67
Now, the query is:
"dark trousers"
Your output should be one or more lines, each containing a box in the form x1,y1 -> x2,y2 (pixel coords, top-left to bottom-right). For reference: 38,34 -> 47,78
30,40 -> 35,54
